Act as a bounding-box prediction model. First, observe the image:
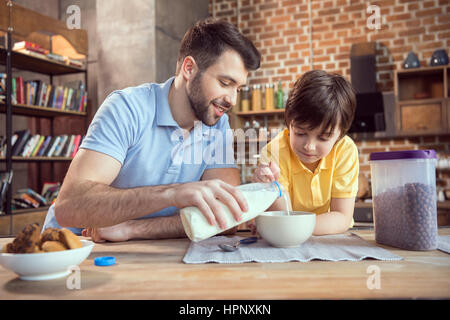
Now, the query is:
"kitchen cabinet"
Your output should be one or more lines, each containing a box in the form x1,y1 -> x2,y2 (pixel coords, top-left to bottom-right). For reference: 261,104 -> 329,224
394,66 -> 450,135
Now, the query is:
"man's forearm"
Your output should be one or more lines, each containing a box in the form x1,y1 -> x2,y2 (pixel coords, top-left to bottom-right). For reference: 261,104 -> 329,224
127,214 -> 187,240
55,180 -> 176,229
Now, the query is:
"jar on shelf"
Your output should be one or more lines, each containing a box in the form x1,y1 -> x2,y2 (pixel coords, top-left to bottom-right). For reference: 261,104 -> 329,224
265,83 -> 274,110
276,80 -> 284,109
252,84 -> 262,111
240,86 -> 250,112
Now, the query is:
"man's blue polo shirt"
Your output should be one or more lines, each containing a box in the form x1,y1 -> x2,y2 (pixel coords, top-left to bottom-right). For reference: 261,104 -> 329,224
43,77 -> 237,234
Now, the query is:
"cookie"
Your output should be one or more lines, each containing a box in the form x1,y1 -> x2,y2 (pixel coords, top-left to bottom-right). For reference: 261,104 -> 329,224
59,228 -> 82,249
42,241 -> 67,252
39,228 -> 61,247
32,245 -> 44,253
10,223 -> 41,253
2,242 -> 13,253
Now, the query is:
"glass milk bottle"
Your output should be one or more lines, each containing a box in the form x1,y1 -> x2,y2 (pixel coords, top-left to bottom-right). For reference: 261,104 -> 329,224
181,182 -> 284,242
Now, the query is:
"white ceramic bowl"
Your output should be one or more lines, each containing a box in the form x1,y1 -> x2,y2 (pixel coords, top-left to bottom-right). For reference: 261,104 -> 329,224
255,211 -> 316,248
0,240 -> 94,281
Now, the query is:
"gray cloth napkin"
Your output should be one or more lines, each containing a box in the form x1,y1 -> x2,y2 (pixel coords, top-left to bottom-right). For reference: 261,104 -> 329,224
438,235 -> 450,254
183,233 -> 403,264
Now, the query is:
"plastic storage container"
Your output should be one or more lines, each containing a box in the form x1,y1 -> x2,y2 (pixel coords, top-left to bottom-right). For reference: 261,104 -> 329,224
369,150 -> 437,250
180,182 -> 283,242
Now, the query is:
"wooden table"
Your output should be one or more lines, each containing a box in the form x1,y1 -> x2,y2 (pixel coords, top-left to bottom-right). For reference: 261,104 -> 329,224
1,228 -> 449,300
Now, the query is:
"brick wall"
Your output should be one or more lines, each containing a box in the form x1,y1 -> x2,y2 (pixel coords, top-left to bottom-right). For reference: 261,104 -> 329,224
210,0 -> 449,90
210,0 -> 450,193
210,0 -> 450,192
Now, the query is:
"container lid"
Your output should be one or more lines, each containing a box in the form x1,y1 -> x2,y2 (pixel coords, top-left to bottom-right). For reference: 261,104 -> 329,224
94,256 -> 116,266
369,149 -> 437,161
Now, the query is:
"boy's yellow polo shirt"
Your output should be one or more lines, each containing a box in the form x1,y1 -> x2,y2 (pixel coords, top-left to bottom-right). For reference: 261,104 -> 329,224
260,129 -> 359,216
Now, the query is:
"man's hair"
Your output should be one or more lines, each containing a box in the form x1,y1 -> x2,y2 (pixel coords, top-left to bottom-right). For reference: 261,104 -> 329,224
176,18 -> 260,74
284,70 -> 356,138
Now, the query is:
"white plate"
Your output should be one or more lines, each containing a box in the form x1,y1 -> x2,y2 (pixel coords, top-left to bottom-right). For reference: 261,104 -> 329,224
0,240 -> 94,281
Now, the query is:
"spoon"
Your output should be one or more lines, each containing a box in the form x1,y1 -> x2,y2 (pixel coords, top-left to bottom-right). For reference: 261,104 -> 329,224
218,236 -> 258,252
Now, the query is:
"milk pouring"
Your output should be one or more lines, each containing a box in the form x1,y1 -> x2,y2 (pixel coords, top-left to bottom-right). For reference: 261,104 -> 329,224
180,182 -> 283,242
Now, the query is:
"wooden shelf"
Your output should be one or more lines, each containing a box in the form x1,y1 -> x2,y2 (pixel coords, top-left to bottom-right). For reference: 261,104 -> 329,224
233,109 -> 285,116
396,65 -> 446,75
0,0 -> 88,233
397,97 -> 445,105
394,65 -> 449,135
0,102 -> 86,117
0,156 -> 73,162
0,47 -> 86,75
10,206 -> 50,215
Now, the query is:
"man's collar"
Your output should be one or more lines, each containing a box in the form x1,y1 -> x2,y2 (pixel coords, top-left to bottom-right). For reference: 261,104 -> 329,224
155,77 -> 179,127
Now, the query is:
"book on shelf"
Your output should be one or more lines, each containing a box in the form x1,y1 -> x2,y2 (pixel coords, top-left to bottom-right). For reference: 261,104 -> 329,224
53,134 -> 68,157
41,136 -> 57,156
45,136 -> 61,157
11,77 -> 17,104
0,136 -> 7,157
17,188 -> 48,206
11,129 -> 31,156
16,77 -> 25,104
36,136 -> 52,156
62,87 -> 68,110
0,170 -> 13,214
71,134 -> 82,157
12,40 -> 85,69
41,182 -> 61,204
11,187 -> 49,210
30,135 -> 45,157
0,73 -> 5,103
17,193 -> 40,208
2,132 -> 82,160
47,52 -> 65,63
13,41 -> 50,55
62,134 -> 74,157
0,73 -> 87,112
21,134 -> 40,157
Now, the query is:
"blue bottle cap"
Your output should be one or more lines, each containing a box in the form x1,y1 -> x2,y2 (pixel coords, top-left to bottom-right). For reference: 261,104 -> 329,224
273,181 -> 282,197
94,256 -> 116,266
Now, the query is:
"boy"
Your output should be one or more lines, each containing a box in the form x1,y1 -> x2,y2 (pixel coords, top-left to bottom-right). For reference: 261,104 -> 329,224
252,70 -> 358,235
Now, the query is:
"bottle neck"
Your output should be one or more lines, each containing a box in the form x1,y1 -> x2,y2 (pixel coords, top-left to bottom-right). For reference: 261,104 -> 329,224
272,181 -> 283,197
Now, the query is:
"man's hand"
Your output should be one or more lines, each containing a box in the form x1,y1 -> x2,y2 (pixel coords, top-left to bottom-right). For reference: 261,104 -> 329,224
169,179 -> 248,230
82,221 -> 131,243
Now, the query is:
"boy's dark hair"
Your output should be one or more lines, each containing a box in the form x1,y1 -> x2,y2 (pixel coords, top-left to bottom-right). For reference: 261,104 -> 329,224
176,18 -> 260,74
284,70 -> 356,138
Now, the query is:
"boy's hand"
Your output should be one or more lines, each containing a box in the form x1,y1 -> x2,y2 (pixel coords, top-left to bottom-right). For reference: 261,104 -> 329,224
252,161 -> 280,183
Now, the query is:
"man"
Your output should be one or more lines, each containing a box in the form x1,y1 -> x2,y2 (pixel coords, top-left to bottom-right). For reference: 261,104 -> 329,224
42,18 -> 261,242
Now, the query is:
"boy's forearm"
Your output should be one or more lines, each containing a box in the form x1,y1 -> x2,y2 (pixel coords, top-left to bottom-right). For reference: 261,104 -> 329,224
55,180 -> 176,229
313,211 -> 352,236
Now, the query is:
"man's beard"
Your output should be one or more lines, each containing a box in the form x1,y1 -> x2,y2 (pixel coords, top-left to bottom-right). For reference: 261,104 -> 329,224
187,72 -> 231,127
